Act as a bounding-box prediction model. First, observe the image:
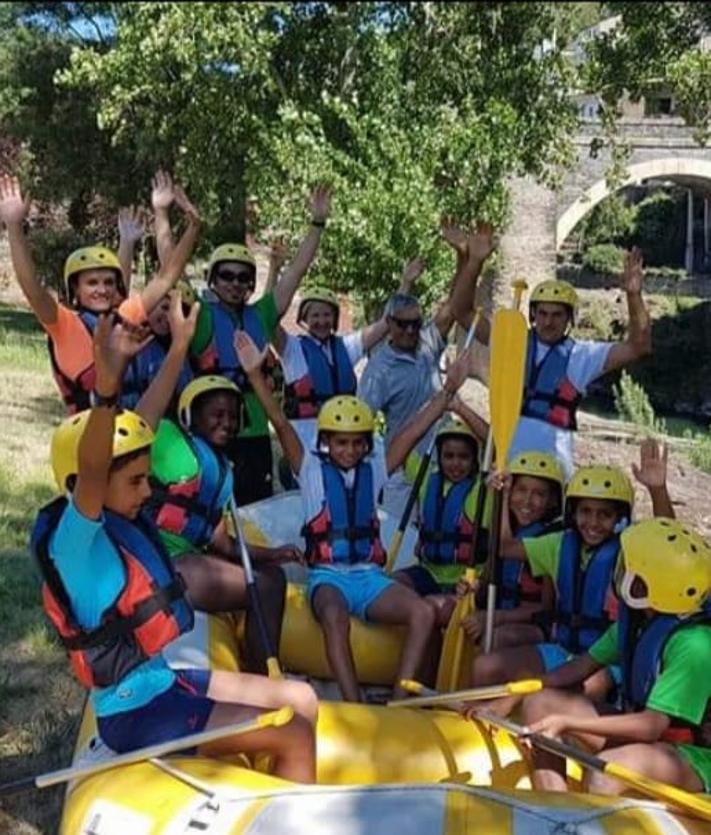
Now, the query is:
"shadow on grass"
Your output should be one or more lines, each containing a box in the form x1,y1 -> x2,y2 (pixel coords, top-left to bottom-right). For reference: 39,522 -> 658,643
0,303 -> 43,337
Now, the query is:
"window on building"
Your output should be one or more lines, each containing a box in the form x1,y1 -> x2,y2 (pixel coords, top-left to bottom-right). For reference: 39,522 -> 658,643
645,96 -> 673,117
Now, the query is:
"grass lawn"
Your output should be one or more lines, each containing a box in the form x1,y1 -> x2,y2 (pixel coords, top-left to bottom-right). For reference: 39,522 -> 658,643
0,303 -> 84,835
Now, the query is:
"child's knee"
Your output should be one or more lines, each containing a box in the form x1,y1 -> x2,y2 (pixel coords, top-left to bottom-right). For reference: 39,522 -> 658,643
472,651 -> 506,685
409,597 -> 436,632
281,712 -> 316,751
289,680 -> 319,724
319,602 -> 351,634
520,690 -> 558,726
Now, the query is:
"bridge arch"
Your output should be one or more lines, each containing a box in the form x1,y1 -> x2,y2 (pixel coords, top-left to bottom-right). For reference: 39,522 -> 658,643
556,157 -> 711,249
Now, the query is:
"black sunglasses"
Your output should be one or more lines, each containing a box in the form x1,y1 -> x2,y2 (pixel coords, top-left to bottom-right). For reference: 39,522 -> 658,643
389,315 -> 422,332
215,269 -> 255,287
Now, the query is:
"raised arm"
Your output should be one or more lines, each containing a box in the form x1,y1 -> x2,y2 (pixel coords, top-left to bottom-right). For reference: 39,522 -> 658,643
135,293 -> 200,430
234,330 -> 304,473
139,194 -> 200,315
265,237 -> 290,294
150,170 -> 177,266
386,347 -> 472,474
361,257 -> 426,352
273,184 -> 332,316
0,174 -> 57,324
631,437 -> 674,518
117,205 -> 148,294
447,222 -> 496,343
602,247 -> 652,374
74,316 -> 150,519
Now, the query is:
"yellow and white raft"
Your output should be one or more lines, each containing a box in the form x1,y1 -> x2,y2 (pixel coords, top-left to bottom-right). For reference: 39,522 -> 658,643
60,493 -> 710,833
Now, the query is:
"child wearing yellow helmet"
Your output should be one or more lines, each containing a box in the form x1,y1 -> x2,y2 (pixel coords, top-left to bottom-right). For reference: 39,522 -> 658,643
235,328 -> 473,702
392,407 -> 489,626
507,250 -> 651,479
0,173 -> 200,414
460,450 -> 564,650
520,517 -> 711,797
29,314 -> 317,781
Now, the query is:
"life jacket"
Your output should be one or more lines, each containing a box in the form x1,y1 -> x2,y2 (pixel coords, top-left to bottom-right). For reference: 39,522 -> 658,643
48,309 -> 143,414
30,497 -> 194,690
618,601 -> 711,744
119,338 -> 193,412
522,333 -> 582,430
196,300 -> 269,392
498,520 -> 549,611
147,422 -> 231,551
284,335 -> 357,420
417,472 -> 476,566
303,457 -> 386,566
553,529 -> 620,653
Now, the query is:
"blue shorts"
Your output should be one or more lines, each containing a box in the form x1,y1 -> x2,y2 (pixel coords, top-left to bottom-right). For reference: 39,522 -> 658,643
97,669 -> 214,754
535,642 -> 574,673
307,566 -> 394,621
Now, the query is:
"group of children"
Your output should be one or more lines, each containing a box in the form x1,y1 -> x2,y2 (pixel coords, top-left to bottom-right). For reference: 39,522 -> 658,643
3,167 -> 711,798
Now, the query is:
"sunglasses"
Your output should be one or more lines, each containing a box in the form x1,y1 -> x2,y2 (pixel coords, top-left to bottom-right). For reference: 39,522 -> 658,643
389,315 -> 423,332
215,269 -> 255,288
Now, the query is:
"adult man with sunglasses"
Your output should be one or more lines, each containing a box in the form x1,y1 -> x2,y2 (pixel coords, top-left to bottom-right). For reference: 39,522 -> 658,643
358,222 -> 496,518
189,185 -> 332,505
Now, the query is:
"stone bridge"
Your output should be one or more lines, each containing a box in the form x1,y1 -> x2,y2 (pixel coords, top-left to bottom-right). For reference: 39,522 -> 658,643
496,118 -> 711,297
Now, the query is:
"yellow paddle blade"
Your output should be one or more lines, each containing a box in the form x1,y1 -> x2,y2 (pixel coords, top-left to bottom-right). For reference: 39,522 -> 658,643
435,568 -> 476,692
489,307 -> 528,468
606,762 -> 711,822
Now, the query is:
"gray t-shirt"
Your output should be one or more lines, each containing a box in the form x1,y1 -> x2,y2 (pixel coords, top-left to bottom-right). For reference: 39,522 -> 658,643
357,320 -> 445,453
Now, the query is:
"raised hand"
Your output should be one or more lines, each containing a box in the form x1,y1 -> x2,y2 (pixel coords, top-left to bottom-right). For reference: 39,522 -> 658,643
0,174 -> 30,226
486,470 -> 512,492
93,314 -> 151,393
118,205 -> 149,244
443,346 -> 473,395
234,329 -> 269,376
400,257 -> 426,293
440,217 -> 469,257
467,221 -> 497,263
167,290 -> 200,348
151,169 -> 175,212
622,246 -> 644,295
632,437 -> 668,490
309,183 -> 332,223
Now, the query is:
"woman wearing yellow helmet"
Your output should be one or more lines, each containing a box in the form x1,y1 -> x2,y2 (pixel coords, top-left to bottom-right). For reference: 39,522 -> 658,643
236,328 -> 473,702
0,173 -> 200,414
30,314 -> 317,781
520,517 -> 711,798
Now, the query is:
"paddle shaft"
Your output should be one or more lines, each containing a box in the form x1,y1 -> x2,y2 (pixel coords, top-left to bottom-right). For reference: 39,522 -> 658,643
0,707 -> 293,797
390,678 -> 542,708
483,487 -> 503,652
228,495 -> 282,678
470,430 -> 493,566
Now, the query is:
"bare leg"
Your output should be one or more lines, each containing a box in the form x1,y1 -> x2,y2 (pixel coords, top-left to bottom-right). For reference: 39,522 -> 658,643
470,645 -> 546,717
207,669 -> 319,724
425,593 -> 457,628
492,623 -> 545,649
366,583 -> 436,699
312,585 -> 361,702
590,743 -> 704,795
521,688 -> 603,791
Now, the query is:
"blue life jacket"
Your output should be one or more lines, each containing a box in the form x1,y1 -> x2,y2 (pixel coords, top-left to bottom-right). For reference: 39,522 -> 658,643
47,309 -> 143,414
31,496 -> 193,690
522,333 -> 582,430
417,472 -> 476,566
554,529 -> 620,653
205,300 -> 268,392
303,457 -> 386,566
498,520 -> 549,610
618,601 -> 711,713
148,427 -> 231,551
120,338 -> 193,412
284,335 -> 357,420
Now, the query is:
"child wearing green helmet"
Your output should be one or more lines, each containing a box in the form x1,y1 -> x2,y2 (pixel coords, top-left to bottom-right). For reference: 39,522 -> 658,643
519,517 -> 711,797
0,173 -> 200,414
235,328 -> 473,702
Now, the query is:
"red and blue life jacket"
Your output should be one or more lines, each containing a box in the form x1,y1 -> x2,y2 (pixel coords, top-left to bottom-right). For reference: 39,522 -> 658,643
498,520 -> 550,611
522,333 -> 582,430
553,529 -> 620,653
284,335 -> 357,420
30,497 -> 193,690
147,427 -> 231,551
120,337 -> 193,412
303,457 -> 386,566
417,472 -> 476,566
48,309 -> 143,414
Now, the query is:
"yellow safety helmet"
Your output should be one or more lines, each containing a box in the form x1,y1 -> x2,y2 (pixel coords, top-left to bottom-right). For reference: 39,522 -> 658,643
177,375 -> 243,431
206,243 -> 257,284
619,518 -> 711,615
176,277 -> 197,308
317,396 -> 375,435
529,280 -> 578,318
51,409 -> 154,492
436,418 -> 478,449
510,450 -> 565,488
63,246 -> 125,302
565,465 -> 634,513
297,288 -> 340,330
